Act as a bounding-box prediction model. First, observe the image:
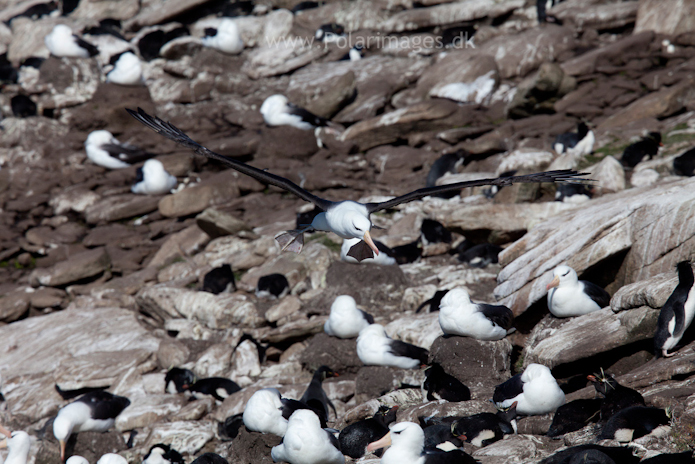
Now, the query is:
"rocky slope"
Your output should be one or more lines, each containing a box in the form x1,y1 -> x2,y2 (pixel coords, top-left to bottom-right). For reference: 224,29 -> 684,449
1,0 -> 695,463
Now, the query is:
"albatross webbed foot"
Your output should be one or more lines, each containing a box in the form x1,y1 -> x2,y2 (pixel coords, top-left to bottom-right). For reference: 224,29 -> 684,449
347,240 -> 376,262
275,229 -> 308,253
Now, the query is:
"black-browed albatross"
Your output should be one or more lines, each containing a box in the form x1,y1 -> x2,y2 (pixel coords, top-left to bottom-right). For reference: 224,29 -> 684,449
127,108 -> 590,261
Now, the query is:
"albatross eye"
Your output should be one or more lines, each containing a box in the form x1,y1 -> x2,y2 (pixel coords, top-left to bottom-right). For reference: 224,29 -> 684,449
562,271 -> 570,276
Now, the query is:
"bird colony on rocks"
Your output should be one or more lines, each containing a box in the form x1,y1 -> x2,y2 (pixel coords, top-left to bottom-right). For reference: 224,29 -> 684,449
1,0 -> 695,464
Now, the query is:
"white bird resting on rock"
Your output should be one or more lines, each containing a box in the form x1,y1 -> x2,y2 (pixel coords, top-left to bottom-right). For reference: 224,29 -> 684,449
270,410 -> 344,464
96,454 -> 127,464
127,107 -> 590,262
493,363 -> 565,416
106,51 -> 143,86
356,324 -> 428,369
131,159 -> 178,195
546,264 -> 610,317
324,295 -> 374,339
201,18 -> 244,55
260,95 -> 329,130
366,422 -> 477,464
85,130 -> 153,169
44,24 -> 99,58
0,426 -> 31,464
438,287 -> 514,340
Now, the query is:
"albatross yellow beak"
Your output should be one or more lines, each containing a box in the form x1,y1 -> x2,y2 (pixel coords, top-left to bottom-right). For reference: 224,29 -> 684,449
366,431 -> 391,452
60,439 -> 66,461
0,424 -> 11,438
363,230 -> 379,256
546,275 -> 560,291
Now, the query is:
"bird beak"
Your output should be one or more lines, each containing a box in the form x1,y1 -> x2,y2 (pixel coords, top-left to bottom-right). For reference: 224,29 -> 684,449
457,434 -> 467,441
366,431 -> 391,452
546,275 -> 560,291
60,439 -> 66,461
587,375 -> 597,382
363,230 -> 379,256
0,438 -> 6,449
0,424 -> 10,438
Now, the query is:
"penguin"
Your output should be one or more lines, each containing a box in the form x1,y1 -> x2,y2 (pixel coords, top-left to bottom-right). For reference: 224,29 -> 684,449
598,406 -> 670,442
673,147 -> 695,177
458,243 -> 503,268
654,261 -> 695,358
338,406 -> 398,459
422,363 -> 470,402
143,444 -> 185,464
165,367 -> 196,394
202,264 -> 236,294
299,366 -> 338,423
546,398 -> 602,437
420,219 -> 452,245
422,424 -> 463,451
190,453 -> 228,464
217,414 -> 244,441
620,132 -> 662,168
450,403 -> 518,447
256,273 -> 290,299
188,378 -> 240,402
587,371 -> 644,422
425,151 -> 466,199
553,122 -> 594,156
539,444 -> 639,464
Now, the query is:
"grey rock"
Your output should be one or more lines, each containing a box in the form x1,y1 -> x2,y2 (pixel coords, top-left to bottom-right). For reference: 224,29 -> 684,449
143,421 -> 216,455
635,0 -> 695,36
355,366 -> 426,404
523,307 -> 659,369
561,32 -> 654,77
495,178 -> 695,315
49,188 -> 101,215
160,173 -> 241,218
29,247 -> 110,287
397,399 -> 496,423
0,288 -> 30,322
299,333 -> 362,374
115,394 -> 187,431
288,55 -> 430,124
611,270 -> 678,313
480,25 -> 575,79
242,42 -> 328,80
157,338 -> 191,369
472,433 -> 553,462
55,349 -> 154,390
196,207 -> 252,239
194,343 -> 232,378
231,339 -> 262,379
600,78 -> 695,130
556,1 -> 639,31
265,296 -> 302,324
85,195 -> 161,224
377,0 -> 525,33
385,312 -> 441,351
585,155 -> 626,193
37,56 -> 101,110
428,336 -> 512,396
136,286 -> 265,329
339,100 -> 463,151
0,306 -> 159,420
148,225 -> 211,269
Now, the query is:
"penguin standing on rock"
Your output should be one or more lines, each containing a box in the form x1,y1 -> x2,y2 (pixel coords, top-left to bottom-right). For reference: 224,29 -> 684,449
587,370 -> 644,422
299,366 -> 338,423
654,261 -> 695,358
422,363 -> 470,402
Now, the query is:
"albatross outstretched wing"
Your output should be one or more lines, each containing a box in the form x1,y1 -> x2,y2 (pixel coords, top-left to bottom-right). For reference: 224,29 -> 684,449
365,170 -> 591,214
126,107 -> 334,211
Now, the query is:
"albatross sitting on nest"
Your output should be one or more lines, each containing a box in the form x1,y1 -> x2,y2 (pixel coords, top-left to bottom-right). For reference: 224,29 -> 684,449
127,108 -> 590,261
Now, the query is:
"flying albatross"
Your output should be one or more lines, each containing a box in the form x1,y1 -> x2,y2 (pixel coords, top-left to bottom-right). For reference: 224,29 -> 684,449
127,108 -> 590,261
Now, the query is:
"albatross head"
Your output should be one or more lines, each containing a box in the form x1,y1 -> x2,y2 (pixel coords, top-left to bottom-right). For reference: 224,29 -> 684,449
347,213 -> 379,256
546,264 -> 578,290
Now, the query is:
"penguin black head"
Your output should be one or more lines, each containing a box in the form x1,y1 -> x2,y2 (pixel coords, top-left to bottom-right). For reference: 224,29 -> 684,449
315,365 -> 338,381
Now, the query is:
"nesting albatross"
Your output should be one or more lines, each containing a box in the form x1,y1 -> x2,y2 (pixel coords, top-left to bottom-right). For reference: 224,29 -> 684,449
127,108 -> 589,261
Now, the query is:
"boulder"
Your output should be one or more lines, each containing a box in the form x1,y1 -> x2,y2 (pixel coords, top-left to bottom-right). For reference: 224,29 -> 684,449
418,53 -> 499,104
143,421 -> 216,455
159,172 -> 241,218
0,307 -> 159,420
115,394 -> 187,431
523,307 -> 660,369
354,366 -> 425,404
428,336 -> 512,397
385,312 -> 442,351
242,42 -> 328,80
635,0 -> 695,36
299,333 -> 363,373
85,195 -> 161,224
196,208 -> 252,238
495,178 -> 695,315
585,156 -> 626,193
600,79 -> 695,130
29,247 -> 110,287
148,225 -> 211,269
339,100 -> 468,151
136,286 -> 265,329
555,1 -> 639,31
377,0 -> 525,33
561,32 -> 654,77
480,25 -> 575,79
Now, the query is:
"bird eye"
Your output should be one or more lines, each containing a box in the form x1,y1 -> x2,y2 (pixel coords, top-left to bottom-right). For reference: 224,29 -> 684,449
562,271 -> 570,276
393,430 -> 401,434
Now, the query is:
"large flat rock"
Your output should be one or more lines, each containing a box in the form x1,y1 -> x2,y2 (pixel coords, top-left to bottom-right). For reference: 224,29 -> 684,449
495,178 -> 695,315
0,307 -> 159,420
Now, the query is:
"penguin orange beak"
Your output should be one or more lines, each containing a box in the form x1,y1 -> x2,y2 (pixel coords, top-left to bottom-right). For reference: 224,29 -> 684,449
366,431 -> 391,452
363,230 -> 379,256
546,275 -> 560,291
60,439 -> 66,461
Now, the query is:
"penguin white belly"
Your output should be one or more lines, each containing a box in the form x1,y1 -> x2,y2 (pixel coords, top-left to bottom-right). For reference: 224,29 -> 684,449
548,286 -> 601,317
